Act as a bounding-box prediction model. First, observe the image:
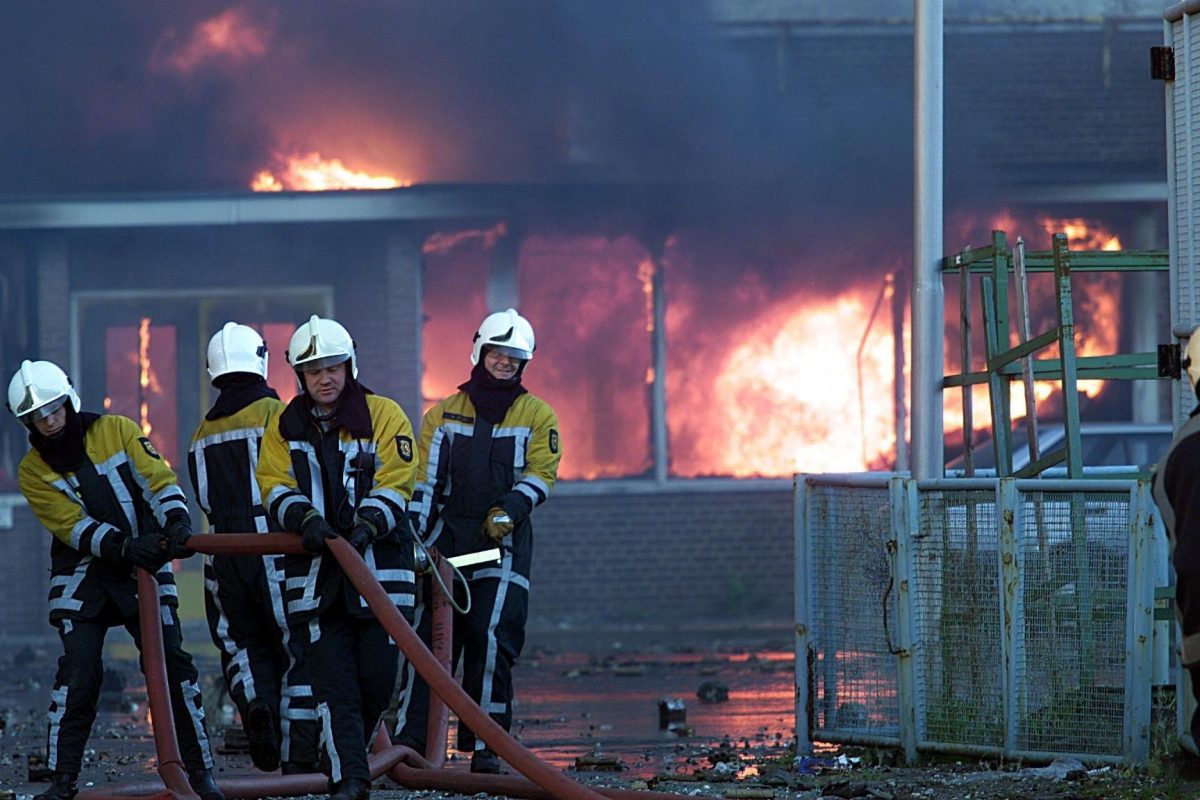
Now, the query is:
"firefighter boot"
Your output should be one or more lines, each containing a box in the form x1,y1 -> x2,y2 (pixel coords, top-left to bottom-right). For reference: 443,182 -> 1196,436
470,748 -> 502,774
329,777 -> 371,800
243,698 -> 280,772
33,772 -> 78,800
187,768 -> 225,800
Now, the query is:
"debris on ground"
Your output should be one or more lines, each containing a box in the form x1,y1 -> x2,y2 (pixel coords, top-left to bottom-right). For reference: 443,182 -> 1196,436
697,681 -> 729,702
3,635 -> 1200,799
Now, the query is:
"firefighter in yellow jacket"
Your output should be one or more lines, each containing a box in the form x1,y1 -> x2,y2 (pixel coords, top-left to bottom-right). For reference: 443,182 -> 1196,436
7,360 -> 223,800
187,323 -> 318,775
393,308 -> 560,774
257,315 -> 417,800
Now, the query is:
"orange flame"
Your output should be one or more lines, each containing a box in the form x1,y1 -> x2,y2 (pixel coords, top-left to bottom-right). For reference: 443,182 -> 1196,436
943,213 -> 1124,438
414,213 -> 1125,479
669,287 -> 900,476
150,6 -> 272,74
1043,217 -> 1122,251
138,318 -> 156,438
251,152 -> 410,192
637,257 -> 656,384
423,223 -> 508,255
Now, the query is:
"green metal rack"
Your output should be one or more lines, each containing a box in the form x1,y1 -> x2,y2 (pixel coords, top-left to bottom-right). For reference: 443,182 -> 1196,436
941,230 -> 1169,478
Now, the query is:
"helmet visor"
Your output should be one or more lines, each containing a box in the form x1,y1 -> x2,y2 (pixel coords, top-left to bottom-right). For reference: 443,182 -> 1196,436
296,353 -> 350,373
18,395 -> 68,425
486,344 -> 532,361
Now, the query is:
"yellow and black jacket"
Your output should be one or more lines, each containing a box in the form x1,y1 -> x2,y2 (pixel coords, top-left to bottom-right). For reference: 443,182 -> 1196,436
257,382 -> 418,621
411,390 -> 560,562
188,394 -> 284,534
18,413 -> 187,622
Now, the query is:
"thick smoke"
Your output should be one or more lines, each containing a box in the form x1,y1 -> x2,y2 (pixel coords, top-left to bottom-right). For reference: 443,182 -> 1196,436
0,0 -> 904,202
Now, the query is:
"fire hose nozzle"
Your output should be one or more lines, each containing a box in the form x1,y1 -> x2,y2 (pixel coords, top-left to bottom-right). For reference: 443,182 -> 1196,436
414,543 -> 432,574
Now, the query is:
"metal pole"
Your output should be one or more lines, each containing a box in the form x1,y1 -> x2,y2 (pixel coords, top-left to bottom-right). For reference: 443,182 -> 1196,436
911,0 -> 944,479
488,222 -> 520,312
651,251 -> 669,483
893,273 -> 909,472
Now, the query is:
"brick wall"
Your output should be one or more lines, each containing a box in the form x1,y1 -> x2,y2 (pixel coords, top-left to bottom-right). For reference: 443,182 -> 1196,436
0,500 -> 52,638
0,483 -> 797,641
526,484 -> 795,628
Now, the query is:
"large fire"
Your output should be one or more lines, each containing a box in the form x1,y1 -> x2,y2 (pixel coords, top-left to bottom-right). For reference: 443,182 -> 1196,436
413,214 -> 1128,480
942,213 -> 1123,439
669,288 -> 900,476
251,152 -> 410,192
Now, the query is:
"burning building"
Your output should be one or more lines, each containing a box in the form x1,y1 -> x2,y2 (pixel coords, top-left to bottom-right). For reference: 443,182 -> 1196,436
0,1 -> 1172,637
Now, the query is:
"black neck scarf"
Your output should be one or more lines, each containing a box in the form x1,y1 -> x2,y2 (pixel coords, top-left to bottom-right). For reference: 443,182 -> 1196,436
206,375 -> 280,421
459,361 -> 526,424
278,376 -> 375,441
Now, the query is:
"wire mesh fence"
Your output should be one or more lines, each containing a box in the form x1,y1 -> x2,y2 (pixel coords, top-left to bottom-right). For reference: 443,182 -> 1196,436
911,487 -> 1004,749
796,474 -> 1157,764
800,477 -> 899,744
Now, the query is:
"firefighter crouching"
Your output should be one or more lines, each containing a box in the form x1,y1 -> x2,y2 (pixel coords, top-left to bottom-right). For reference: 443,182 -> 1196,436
187,322 -> 319,774
257,315 -> 418,800
6,360 -> 223,800
392,308 -> 561,775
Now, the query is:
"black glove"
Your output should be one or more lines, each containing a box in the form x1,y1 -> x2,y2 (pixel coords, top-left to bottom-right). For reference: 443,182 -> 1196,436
300,511 -> 338,554
122,535 -> 171,571
164,512 -> 195,559
344,523 -> 372,554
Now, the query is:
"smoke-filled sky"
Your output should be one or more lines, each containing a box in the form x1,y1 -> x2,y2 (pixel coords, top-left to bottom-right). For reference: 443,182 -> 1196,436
0,1 -> 1170,476
0,2 -> 1165,205
0,1 -> 844,194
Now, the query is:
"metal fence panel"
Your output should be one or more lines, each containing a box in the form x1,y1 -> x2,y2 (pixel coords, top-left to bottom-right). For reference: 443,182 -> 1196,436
801,475 -> 900,743
1011,487 -> 1130,756
911,485 -> 1004,749
797,474 -> 1156,764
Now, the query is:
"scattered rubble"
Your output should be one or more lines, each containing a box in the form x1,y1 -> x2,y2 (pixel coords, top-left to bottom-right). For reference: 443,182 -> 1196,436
2,639 -> 1200,799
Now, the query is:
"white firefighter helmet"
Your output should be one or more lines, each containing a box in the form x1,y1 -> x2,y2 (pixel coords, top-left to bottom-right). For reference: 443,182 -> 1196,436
286,315 -> 357,380
1187,328 -> 1200,391
207,322 -> 268,382
470,308 -> 536,366
6,360 -> 81,424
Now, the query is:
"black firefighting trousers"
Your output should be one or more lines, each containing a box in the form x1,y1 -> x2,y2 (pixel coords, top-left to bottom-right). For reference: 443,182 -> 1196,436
204,552 -> 318,766
47,599 -> 213,775
301,602 -> 399,784
392,549 -> 529,754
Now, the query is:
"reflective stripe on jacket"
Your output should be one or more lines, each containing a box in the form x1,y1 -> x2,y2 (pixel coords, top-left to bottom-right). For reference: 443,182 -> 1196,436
188,395 -> 284,534
258,392 -> 418,619
18,414 -> 185,621
411,390 -> 560,557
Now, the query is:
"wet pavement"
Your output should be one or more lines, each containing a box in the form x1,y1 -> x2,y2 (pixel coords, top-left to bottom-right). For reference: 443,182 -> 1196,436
509,645 -> 796,778
7,629 -> 1200,799
0,624 -> 799,798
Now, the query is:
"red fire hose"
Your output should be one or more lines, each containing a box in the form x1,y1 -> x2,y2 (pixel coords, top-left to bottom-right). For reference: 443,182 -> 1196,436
135,568 -> 197,800
422,555 -> 453,768
78,533 -> 687,800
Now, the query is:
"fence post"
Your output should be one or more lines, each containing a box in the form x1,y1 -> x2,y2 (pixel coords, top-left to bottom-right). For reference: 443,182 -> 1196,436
892,476 -> 920,763
997,478 -> 1022,756
794,474 -> 813,756
1125,480 -> 1156,762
